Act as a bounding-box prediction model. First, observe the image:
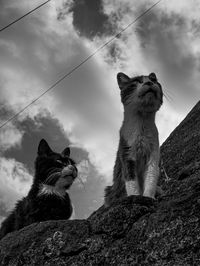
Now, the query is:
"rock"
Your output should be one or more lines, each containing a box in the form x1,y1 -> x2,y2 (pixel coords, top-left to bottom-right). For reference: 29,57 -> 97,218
1,101 -> 200,265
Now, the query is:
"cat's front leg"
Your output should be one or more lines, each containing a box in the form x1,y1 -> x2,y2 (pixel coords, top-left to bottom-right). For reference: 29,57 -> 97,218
125,179 -> 140,196
143,157 -> 159,198
125,160 -> 140,196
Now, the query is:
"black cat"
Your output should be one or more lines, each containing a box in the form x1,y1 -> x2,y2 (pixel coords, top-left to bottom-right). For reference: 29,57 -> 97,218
0,139 -> 77,240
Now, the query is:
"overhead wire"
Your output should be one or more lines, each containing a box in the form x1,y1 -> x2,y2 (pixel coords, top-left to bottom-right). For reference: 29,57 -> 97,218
0,0 -> 51,32
0,0 -> 163,130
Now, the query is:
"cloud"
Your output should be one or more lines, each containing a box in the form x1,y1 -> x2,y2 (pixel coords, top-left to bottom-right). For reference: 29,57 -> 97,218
58,0 -> 114,39
156,105 -> 184,144
76,159 -> 90,185
0,157 -> 32,195
1,0 -> 199,187
69,161 -> 105,219
49,52 -> 123,177
0,122 -> 23,152
4,112 -> 89,171
0,0 -> 123,180
0,157 -> 32,221
0,2 -> 106,171
0,155 -> 32,223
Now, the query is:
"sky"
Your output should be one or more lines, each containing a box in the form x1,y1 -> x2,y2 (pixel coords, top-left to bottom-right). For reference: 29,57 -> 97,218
0,0 -> 200,221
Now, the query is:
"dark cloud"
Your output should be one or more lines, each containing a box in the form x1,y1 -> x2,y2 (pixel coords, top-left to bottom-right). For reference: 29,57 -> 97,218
3,111 -> 89,173
2,111 -> 104,219
105,42 -> 123,64
58,0 -> 114,39
0,105 -> 13,121
135,7 -> 200,109
191,19 -> 200,36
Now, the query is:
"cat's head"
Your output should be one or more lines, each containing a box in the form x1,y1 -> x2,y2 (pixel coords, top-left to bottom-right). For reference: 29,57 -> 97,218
117,72 -> 163,113
35,139 -> 77,191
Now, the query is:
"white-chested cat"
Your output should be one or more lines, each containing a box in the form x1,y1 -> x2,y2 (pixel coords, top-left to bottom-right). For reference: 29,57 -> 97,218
0,139 -> 78,240
104,72 -> 163,206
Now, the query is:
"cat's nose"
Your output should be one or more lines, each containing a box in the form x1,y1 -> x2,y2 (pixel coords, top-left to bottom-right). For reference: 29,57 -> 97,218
62,165 -> 77,178
62,165 -> 73,176
68,165 -> 74,171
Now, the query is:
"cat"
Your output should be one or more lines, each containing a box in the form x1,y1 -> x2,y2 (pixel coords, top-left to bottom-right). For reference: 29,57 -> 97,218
104,72 -> 163,206
0,139 -> 77,240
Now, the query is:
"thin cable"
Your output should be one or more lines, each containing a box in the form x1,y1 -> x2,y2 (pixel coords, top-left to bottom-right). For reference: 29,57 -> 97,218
0,0 -> 51,32
0,0 -> 162,129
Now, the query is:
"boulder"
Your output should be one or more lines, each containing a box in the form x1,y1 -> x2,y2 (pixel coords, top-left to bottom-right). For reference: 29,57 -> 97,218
1,101 -> 200,265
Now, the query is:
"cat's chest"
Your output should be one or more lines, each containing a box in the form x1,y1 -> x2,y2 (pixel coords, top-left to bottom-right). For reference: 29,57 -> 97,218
121,124 -> 137,146
38,184 -> 66,198
121,120 -> 158,147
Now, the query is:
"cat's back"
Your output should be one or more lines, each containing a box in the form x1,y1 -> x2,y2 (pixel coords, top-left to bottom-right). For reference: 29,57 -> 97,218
0,196 -> 28,239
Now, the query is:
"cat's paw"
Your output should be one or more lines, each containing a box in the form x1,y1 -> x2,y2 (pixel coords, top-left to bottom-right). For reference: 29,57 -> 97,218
155,185 -> 164,197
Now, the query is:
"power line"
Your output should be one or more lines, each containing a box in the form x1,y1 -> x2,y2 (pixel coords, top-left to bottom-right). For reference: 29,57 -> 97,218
0,0 -> 51,32
0,0 -> 162,130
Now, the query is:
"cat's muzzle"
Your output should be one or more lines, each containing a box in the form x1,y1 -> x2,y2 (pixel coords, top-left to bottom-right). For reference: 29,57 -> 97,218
61,165 -> 77,179
139,85 -> 159,98
45,165 -> 77,186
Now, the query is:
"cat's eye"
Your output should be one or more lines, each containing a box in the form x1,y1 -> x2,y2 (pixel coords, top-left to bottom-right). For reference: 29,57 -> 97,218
56,159 -> 63,165
128,84 -> 135,89
134,78 -> 143,83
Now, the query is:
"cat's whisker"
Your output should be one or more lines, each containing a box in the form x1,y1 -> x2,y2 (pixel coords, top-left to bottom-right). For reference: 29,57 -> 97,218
163,93 -> 171,103
45,172 -> 60,185
165,90 -> 174,100
77,175 -> 86,190
164,87 -> 175,96
163,92 -> 173,103
164,88 -> 176,100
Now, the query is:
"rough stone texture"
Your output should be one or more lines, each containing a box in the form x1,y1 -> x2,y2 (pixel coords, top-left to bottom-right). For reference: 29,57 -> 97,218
1,101 -> 200,265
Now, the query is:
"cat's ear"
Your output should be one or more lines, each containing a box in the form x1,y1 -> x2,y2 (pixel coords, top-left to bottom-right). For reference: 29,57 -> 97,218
117,72 -> 130,89
149,72 -> 157,81
61,147 -> 70,157
38,139 -> 52,156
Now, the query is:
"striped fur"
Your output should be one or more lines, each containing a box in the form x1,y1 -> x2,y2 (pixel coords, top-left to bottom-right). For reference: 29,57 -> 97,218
104,72 -> 163,206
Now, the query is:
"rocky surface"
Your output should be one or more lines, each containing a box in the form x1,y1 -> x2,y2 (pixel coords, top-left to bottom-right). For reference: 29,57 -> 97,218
1,101 -> 200,265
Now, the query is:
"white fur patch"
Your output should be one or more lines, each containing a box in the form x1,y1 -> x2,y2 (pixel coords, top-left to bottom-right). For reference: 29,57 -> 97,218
38,184 -> 65,199
69,203 -> 75,220
125,180 -> 140,196
143,160 -> 159,198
